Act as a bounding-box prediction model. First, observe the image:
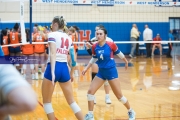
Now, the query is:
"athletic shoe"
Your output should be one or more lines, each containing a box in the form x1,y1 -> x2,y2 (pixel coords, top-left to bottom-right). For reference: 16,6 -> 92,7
84,113 -> 94,120
129,54 -> 133,58
128,109 -> 136,120
105,96 -> 112,104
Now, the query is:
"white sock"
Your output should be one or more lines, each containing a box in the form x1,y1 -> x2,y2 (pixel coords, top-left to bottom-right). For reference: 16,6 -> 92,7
41,72 -> 44,79
128,108 -> 132,112
88,111 -> 93,114
35,73 -> 38,79
105,94 -> 110,97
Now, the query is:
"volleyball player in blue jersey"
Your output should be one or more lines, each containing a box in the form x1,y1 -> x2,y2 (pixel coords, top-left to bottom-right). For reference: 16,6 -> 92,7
82,28 -> 136,120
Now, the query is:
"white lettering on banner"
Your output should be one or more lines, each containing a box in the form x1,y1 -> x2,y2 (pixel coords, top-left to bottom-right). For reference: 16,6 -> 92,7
54,0 -> 78,3
148,2 -> 169,5
33,0 -> 180,6
114,1 -> 125,4
56,48 -> 68,55
137,2 -> 146,5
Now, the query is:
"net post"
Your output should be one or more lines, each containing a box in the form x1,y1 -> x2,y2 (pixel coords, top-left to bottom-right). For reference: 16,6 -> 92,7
30,0 -> 32,44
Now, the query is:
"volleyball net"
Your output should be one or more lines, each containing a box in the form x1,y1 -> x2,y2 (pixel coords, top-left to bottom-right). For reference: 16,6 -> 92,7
0,0 -> 180,56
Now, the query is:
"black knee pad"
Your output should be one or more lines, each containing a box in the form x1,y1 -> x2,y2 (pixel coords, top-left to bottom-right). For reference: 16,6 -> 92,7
91,72 -> 97,81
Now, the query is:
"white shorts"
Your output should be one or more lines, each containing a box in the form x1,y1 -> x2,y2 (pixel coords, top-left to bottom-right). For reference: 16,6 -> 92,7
0,65 -> 30,106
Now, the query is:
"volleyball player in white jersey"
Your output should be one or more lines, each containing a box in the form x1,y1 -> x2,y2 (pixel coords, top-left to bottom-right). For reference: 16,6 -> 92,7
85,24 -> 112,104
42,16 -> 84,120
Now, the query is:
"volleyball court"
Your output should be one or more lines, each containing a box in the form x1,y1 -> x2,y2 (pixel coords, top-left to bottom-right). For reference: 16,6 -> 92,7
0,0 -> 180,119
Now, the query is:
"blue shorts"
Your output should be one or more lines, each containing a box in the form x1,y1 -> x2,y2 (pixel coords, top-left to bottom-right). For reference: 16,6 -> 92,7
9,46 -> 21,53
96,67 -> 118,80
44,62 -> 70,83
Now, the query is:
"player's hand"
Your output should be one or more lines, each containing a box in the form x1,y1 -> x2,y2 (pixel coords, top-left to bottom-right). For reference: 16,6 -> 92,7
82,69 -> 87,75
85,42 -> 92,49
70,76 -> 74,82
125,63 -> 128,70
51,72 -> 55,85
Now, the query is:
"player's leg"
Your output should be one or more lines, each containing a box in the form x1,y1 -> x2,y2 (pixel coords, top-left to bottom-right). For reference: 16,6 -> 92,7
40,53 -> 45,79
59,81 -> 83,120
74,49 -> 79,77
91,63 -> 98,104
108,78 -> 136,119
34,53 -> 39,79
104,81 -> 111,104
84,76 -> 105,120
59,63 -> 83,120
42,78 -> 55,120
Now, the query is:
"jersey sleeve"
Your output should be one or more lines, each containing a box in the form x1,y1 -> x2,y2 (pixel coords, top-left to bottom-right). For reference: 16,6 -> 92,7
48,33 -> 56,43
107,42 -> 120,54
92,44 -> 97,58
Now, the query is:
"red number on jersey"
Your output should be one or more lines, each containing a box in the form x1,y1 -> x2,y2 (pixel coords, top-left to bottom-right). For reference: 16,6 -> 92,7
61,37 -> 69,49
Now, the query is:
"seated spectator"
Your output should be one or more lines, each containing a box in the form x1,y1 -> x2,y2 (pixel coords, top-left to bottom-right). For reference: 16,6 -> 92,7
152,34 -> 162,56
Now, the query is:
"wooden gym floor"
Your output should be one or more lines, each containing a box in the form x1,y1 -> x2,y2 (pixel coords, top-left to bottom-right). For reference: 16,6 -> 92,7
10,54 -> 180,120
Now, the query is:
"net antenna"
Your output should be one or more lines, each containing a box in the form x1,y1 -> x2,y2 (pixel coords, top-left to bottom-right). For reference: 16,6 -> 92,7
0,0 -> 28,44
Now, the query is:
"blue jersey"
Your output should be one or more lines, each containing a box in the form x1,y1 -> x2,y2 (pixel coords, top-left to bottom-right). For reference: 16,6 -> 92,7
92,41 -> 120,69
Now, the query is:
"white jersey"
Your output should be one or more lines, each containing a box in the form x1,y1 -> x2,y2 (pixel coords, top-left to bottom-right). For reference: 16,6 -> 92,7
91,36 -> 113,42
47,31 -> 73,63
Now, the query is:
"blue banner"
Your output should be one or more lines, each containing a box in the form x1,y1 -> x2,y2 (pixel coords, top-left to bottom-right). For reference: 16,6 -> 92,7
0,56 -> 46,64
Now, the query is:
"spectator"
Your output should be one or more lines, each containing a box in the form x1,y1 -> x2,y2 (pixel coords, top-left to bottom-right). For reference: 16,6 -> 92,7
143,25 -> 153,58
167,30 -> 174,58
129,24 -> 139,58
135,27 -> 141,56
151,34 -> 162,56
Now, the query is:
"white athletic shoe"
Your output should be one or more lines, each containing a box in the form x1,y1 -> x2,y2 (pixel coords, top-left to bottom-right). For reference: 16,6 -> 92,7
84,113 -> 94,120
128,109 -> 136,120
105,96 -> 112,104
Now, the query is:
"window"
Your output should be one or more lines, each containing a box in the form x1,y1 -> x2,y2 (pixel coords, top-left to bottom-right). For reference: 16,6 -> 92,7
169,18 -> 180,30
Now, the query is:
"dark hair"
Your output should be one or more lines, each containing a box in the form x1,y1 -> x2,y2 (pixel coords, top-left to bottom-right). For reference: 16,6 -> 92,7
34,24 -> 38,27
13,23 -> 19,31
52,16 -> 65,29
1,29 -> 7,45
98,28 -> 107,35
96,24 -> 104,29
25,28 -> 30,42
72,25 -> 80,31
2,29 -> 7,36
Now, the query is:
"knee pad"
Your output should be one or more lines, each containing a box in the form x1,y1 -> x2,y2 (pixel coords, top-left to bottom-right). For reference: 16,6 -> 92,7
119,96 -> 127,104
104,80 -> 109,86
30,64 -> 34,69
87,94 -> 95,101
22,64 -> 26,69
43,103 -> 54,114
70,102 -> 81,114
91,72 -> 97,80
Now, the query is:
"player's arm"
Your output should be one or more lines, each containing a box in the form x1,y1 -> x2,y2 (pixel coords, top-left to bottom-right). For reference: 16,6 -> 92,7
82,44 -> 98,75
48,35 -> 56,78
111,42 -> 128,70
